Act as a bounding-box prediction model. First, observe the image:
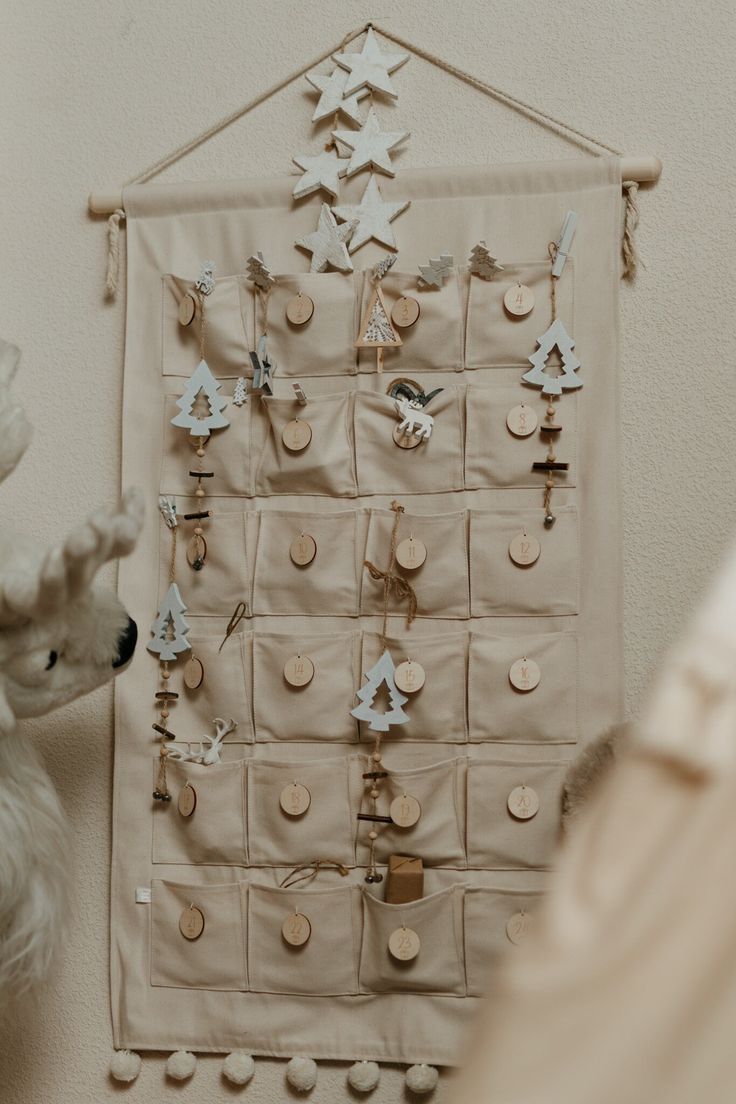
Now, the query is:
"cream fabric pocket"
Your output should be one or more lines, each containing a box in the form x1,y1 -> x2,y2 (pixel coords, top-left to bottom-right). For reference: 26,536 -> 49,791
161,393 -> 251,497
248,883 -> 359,995
252,510 -> 359,616
255,393 -> 356,497
469,506 -> 578,616
358,632 -> 468,742
466,759 -> 568,869
247,757 -> 354,866
357,757 -> 465,868
358,271 -> 464,373
464,261 -> 574,369
160,512 -> 248,617
468,632 -> 577,743
162,274 -> 251,378
361,509 -> 469,619
152,758 -> 247,865
252,631 -> 360,741
464,885 -> 546,996
150,879 -> 246,990
354,390 -> 464,495
174,632 -> 253,741
464,385 -> 578,489
264,273 -> 359,376
359,886 -> 465,994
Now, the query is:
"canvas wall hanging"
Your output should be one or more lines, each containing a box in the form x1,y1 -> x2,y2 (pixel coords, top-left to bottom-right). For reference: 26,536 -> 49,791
91,20 -> 660,1095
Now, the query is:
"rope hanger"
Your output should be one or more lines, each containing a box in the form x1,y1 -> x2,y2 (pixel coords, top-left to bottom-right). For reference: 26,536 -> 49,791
93,20 -> 661,293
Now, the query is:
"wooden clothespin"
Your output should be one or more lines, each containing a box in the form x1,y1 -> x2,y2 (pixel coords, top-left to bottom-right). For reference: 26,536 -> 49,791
292,382 -> 308,406
551,211 -> 577,278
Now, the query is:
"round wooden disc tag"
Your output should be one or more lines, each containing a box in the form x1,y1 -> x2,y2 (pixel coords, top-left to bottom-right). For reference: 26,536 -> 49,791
284,654 -> 315,688
394,660 -> 426,694
390,793 -> 422,828
507,785 -> 540,820
178,782 -> 197,818
388,926 -> 421,961
179,904 -> 205,941
391,296 -> 420,328
282,911 -> 312,946
504,283 -> 535,317
290,533 -> 317,566
392,424 -> 423,450
178,293 -> 197,326
509,657 -> 541,692
506,911 -> 533,946
286,293 -> 315,325
282,419 -> 312,452
506,403 -> 538,438
280,782 -> 311,817
509,532 -> 541,566
183,656 -> 204,690
396,536 -> 427,570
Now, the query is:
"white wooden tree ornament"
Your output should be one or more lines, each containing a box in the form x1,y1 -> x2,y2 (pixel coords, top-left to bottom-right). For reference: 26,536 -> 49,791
418,253 -> 454,288
306,68 -> 370,125
295,203 -> 356,272
194,262 -> 216,296
292,149 -> 349,200
522,318 -> 583,395
147,583 -> 191,661
170,359 -> 230,437
333,27 -> 409,100
332,174 -> 410,252
233,378 -> 248,406
246,253 -> 275,290
351,650 -> 409,732
469,241 -> 504,279
332,107 -> 409,178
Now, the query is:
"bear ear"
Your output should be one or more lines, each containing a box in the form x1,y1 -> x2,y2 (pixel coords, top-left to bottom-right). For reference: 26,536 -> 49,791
0,680 -> 16,737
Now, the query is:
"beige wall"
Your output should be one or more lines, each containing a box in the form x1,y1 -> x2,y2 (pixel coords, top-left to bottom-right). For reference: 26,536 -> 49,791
2,0 -> 734,1100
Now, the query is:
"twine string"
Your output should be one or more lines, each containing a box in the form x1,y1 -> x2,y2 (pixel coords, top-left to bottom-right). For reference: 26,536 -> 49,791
363,501 -> 417,648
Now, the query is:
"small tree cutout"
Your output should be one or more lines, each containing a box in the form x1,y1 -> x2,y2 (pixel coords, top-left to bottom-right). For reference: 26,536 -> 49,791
355,285 -> 401,373
351,650 -> 409,732
147,583 -> 191,661
468,241 -> 503,279
522,318 -> 582,395
170,359 -> 229,437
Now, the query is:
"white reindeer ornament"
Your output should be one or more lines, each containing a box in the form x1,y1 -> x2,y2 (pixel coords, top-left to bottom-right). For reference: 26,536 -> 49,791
0,339 -> 142,996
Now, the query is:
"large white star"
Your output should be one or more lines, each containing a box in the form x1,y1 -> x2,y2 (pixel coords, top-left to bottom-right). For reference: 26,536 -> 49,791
333,175 -> 410,252
333,27 -> 409,99
294,203 -> 356,272
332,107 -> 409,178
305,68 -> 370,126
292,148 -> 349,200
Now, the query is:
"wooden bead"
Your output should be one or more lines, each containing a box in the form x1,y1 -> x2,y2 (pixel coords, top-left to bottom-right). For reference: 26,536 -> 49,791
196,447 -> 205,457
368,830 -> 378,840
195,487 -> 205,498
372,752 -> 382,762
194,526 -> 203,535
370,789 -> 379,799
160,709 -> 169,719
545,479 -> 554,489
162,670 -> 170,680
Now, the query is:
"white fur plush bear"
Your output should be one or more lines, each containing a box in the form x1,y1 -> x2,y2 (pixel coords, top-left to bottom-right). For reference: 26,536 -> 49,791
0,338 -> 142,996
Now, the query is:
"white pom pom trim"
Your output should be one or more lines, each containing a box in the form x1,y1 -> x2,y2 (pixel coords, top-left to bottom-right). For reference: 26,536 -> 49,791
109,1050 -> 141,1083
223,1051 -> 256,1085
286,1055 -> 318,1092
406,1064 -> 439,1094
166,1050 -> 197,1081
347,1060 -> 381,1092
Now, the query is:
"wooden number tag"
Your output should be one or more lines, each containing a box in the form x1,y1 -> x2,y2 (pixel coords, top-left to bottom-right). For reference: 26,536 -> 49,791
284,654 -> 315,688
506,403 -> 538,437
396,536 -> 426,570
392,424 -> 423,450
282,911 -> 312,946
286,293 -> 315,325
388,926 -> 420,961
280,782 -> 311,817
178,782 -> 197,818
506,911 -> 533,945
290,533 -> 317,566
179,904 -> 205,941
507,785 -> 540,820
390,793 -> 422,828
183,655 -> 204,690
282,419 -> 312,452
391,296 -> 420,328
509,657 -> 541,692
178,293 -> 197,326
509,531 -> 541,566
504,284 -> 535,317
394,660 -> 425,694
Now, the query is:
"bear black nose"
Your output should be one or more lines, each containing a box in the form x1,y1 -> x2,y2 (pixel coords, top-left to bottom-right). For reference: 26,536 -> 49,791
113,617 -> 138,669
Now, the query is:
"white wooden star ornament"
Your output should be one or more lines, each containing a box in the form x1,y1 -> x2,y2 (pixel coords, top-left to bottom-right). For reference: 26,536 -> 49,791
292,148 -> 349,200
305,67 -> 370,125
333,174 -> 410,252
332,107 -> 409,178
333,27 -> 409,100
295,203 -> 357,272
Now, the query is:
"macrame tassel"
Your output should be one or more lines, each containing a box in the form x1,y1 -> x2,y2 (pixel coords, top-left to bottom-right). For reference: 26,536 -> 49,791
105,208 -> 126,299
109,1049 -> 141,1083
621,180 -> 640,281
286,1055 -> 318,1092
222,1051 -> 256,1085
165,1049 -> 197,1081
348,1060 -> 381,1092
405,1063 -> 439,1094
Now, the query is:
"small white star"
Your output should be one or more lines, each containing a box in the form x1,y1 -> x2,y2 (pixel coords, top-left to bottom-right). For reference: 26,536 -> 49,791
305,68 -> 370,126
292,148 -> 349,200
333,175 -> 410,252
295,203 -> 357,272
333,27 -> 409,99
332,107 -> 409,178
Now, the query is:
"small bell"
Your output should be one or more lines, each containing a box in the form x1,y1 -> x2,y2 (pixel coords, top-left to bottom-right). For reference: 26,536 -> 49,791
544,513 -> 556,529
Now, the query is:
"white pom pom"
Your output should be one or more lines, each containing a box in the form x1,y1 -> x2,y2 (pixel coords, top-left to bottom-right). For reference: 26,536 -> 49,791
109,1050 -> 141,1083
347,1060 -> 380,1092
406,1064 -> 439,1094
223,1051 -> 255,1085
166,1050 -> 197,1081
286,1055 -> 318,1092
